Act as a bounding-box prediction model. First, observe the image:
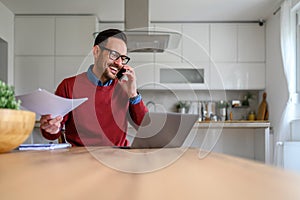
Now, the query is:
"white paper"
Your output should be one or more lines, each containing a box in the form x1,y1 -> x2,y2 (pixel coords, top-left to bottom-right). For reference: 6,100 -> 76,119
16,89 -> 88,117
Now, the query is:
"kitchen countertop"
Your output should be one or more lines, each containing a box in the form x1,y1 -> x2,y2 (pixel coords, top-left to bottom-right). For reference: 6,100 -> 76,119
195,120 -> 270,128
1,147 -> 299,200
127,120 -> 270,129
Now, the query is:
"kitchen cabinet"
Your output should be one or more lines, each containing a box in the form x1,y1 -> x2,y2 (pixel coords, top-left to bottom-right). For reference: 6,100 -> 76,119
14,56 -> 55,94
15,16 -> 55,56
182,23 -> 210,62
238,24 -> 265,62
155,62 -> 210,90
210,23 -> 265,63
210,24 -> 237,62
132,22 -> 266,90
153,23 -> 182,63
55,56 -> 92,88
14,15 -> 97,94
133,62 -> 156,89
210,63 -> 265,90
210,23 -> 266,89
98,22 -> 124,32
14,19 -> 266,93
185,124 -> 270,163
55,16 -> 97,56
127,121 -> 271,163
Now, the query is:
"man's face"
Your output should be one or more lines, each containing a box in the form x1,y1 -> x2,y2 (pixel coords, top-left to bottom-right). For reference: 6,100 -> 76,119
95,37 -> 127,80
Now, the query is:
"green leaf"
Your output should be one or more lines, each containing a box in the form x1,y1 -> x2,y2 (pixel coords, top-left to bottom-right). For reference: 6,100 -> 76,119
0,80 -> 21,110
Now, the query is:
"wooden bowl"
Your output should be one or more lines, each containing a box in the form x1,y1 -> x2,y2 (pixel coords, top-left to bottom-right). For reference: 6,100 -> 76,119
0,109 -> 36,153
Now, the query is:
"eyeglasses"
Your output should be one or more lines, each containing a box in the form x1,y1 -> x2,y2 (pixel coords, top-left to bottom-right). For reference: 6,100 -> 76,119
99,45 -> 130,65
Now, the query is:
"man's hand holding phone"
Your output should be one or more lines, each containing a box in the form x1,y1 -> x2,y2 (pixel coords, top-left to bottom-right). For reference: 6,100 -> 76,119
117,65 -> 138,98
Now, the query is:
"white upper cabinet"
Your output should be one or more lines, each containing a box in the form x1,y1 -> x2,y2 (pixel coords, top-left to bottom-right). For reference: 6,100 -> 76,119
14,56 -> 55,94
55,56 -> 91,88
210,24 -> 238,62
55,16 -> 97,56
210,63 -> 265,90
14,15 -> 97,94
153,23 -> 182,63
15,16 -> 55,56
182,23 -> 210,63
209,23 -> 266,90
133,62 -> 156,89
238,24 -> 265,62
156,62 -> 209,90
98,22 -> 124,31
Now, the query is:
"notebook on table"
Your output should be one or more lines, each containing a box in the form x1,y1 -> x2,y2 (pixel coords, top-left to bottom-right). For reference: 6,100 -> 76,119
129,112 -> 199,149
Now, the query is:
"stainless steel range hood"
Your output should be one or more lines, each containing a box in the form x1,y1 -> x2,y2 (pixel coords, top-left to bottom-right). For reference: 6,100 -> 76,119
124,0 -> 180,52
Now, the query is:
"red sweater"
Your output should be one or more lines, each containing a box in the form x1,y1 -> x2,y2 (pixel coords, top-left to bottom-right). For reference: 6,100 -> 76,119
42,72 -> 148,146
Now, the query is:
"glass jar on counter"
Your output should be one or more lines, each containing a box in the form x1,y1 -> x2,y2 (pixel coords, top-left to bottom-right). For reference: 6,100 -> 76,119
248,111 -> 255,121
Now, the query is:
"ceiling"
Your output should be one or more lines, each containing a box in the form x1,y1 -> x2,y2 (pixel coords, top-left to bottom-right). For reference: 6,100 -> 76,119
0,0 -> 282,22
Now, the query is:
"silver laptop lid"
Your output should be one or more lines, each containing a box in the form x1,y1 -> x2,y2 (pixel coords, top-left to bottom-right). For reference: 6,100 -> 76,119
131,112 -> 199,149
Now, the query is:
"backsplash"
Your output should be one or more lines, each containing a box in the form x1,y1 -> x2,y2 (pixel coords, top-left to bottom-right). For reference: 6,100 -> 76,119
140,90 -> 260,120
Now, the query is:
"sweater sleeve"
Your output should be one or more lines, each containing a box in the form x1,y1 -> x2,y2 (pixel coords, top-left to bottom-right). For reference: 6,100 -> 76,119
40,79 -> 71,141
128,99 -> 148,128
41,129 -> 62,141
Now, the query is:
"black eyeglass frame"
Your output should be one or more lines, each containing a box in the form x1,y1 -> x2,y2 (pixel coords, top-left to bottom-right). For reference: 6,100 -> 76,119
98,45 -> 130,65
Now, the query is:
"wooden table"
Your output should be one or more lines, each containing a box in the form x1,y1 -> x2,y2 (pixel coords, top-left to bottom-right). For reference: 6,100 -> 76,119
1,147 -> 300,200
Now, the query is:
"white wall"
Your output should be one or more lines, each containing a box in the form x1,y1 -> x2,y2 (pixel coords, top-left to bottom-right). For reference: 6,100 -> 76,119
265,8 -> 288,157
0,2 -> 14,85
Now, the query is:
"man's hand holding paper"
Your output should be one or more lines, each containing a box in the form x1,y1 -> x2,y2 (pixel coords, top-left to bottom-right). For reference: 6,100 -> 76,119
40,115 -> 63,135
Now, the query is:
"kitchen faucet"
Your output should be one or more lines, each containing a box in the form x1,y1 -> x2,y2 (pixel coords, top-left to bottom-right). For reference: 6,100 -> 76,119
146,101 -> 156,112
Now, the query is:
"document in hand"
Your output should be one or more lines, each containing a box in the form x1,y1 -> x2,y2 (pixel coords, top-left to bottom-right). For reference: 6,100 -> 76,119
16,89 -> 88,117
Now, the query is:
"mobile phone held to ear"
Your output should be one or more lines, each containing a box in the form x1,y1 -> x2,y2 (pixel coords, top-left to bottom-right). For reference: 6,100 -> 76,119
116,67 -> 126,80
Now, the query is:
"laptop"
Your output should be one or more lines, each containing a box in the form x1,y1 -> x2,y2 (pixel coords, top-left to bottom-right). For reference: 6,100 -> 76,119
129,112 -> 199,149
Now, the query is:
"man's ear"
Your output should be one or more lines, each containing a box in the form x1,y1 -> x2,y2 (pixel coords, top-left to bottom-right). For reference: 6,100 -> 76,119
93,45 -> 100,56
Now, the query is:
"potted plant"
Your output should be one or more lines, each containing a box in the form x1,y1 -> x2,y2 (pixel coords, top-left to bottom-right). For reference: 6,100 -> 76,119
176,101 -> 190,113
241,93 -> 253,107
0,80 -> 35,153
0,80 -> 21,109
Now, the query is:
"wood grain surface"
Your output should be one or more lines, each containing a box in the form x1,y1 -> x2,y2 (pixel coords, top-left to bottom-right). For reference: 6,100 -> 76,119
0,147 -> 300,200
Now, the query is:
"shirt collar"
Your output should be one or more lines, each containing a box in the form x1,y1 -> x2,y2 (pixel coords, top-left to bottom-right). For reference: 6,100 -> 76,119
87,65 -> 113,86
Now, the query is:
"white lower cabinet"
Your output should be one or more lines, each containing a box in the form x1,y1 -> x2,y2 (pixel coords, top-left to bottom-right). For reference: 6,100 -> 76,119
185,127 -> 266,162
209,63 -> 265,90
127,126 -> 268,163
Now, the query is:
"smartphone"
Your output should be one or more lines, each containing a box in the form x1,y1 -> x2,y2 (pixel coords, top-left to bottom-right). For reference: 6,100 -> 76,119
116,67 -> 126,80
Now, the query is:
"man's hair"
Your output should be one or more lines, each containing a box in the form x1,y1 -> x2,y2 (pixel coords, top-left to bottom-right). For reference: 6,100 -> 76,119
93,29 -> 127,46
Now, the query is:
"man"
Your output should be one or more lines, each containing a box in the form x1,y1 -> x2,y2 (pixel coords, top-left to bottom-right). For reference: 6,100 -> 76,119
40,29 -> 148,146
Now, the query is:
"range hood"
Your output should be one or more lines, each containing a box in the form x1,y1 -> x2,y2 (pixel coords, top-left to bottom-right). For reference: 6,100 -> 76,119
124,0 -> 181,52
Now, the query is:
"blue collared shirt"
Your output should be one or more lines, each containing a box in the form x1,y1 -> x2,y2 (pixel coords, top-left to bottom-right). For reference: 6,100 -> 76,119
86,65 -> 141,104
